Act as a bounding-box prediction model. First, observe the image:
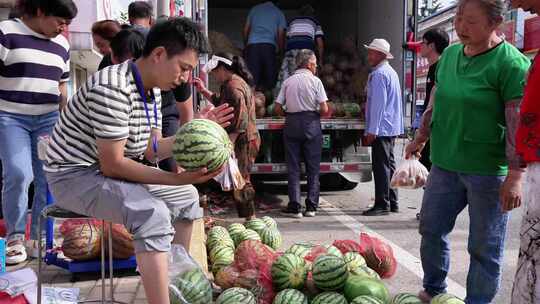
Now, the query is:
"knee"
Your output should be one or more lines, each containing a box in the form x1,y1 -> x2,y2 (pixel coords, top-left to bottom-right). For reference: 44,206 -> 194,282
2,163 -> 32,188
130,204 -> 174,253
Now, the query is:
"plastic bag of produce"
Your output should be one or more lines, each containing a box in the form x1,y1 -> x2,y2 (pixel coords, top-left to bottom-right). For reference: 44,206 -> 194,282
59,219 -> 101,237
234,240 -> 277,271
333,240 -> 362,254
390,157 -> 429,189
61,220 -> 101,261
103,223 -> 134,259
167,244 -> 212,304
358,233 -> 397,279
213,156 -> 246,192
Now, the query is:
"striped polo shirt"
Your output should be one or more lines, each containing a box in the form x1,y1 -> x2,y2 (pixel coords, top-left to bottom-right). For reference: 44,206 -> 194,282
44,61 -> 162,172
0,18 -> 70,115
285,16 -> 324,51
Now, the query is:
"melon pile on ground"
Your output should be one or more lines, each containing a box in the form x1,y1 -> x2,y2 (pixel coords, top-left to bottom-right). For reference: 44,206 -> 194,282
201,217 -> 465,304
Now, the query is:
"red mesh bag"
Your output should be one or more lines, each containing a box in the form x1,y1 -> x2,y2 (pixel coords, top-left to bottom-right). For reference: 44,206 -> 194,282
59,219 -> 101,236
358,233 -> 397,279
234,240 -> 277,271
256,262 -> 276,304
333,239 -> 362,254
304,245 -> 329,263
215,265 -> 240,289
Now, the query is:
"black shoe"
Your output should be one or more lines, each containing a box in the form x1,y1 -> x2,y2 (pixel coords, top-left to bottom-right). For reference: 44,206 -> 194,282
390,205 -> 399,213
362,206 -> 390,216
281,207 -> 303,218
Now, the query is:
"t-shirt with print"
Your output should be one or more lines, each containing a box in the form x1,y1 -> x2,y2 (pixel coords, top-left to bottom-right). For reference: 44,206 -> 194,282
0,18 -> 70,115
516,53 -> 540,164
44,61 -> 162,172
430,42 -> 530,176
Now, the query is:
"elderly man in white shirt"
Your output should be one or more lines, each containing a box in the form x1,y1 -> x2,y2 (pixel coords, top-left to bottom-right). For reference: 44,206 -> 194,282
275,49 -> 329,218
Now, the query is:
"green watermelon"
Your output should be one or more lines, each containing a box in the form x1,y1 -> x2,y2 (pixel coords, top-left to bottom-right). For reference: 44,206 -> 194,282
351,295 -> 385,304
238,229 -> 261,243
391,293 -> 422,304
245,218 -> 268,234
208,226 -> 229,238
311,291 -> 348,304
344,252 -> 367,272
343,275 -> 389,303
272,289 -> 308,304
212,256 -> 234,275
343,102 -> 362,117
228,223 -> 246,246
312,254 -> 349,291
173,119 -> 233,172
285,243 -> 314,259
353,265 -> 381,280
260,227 -> 282,250
262,216 -> 278,229
325,245 -> 344,258
209,245 -> 234,263
171,269 -> 212,304
271,253 -> 308,290
215,287 -> 256,304
207,234 -> 234,251
430,294 -> 465,304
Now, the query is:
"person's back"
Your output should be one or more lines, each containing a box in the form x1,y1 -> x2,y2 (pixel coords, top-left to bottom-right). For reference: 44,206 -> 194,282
246,1 -> 285,46
280,69 -> 325,113
368,62 -> 403,137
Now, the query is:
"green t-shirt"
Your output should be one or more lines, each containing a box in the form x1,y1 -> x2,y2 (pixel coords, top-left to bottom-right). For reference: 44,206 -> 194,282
431,42 -> 530,176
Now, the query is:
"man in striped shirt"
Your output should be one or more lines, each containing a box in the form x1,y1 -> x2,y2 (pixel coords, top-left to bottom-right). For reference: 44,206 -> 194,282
44,18 -> 229,304
0,0 -> 77,265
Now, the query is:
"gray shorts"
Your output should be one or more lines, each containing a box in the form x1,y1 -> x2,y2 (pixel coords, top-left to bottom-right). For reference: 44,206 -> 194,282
46,165 -> 202,254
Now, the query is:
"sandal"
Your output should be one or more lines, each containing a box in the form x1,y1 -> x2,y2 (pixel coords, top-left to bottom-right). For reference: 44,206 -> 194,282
6,237 -> 28,265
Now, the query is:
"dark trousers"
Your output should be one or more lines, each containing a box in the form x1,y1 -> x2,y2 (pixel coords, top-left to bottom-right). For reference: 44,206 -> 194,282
246,43 -> 277,91
159,103 -> 180,172
419,140 -> 432,171
283,112 -> 322,212
372,136 -> 398,209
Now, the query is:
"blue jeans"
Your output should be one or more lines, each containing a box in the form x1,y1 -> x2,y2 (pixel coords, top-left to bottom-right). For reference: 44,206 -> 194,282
419,165 -> 508,304
0,110 -> 59,240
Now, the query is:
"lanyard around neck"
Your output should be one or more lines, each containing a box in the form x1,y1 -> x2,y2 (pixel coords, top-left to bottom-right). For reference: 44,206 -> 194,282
130,61 -> 159,157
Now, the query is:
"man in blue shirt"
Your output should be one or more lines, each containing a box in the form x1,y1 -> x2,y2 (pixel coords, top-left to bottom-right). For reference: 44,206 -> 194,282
363,39 -> 404,216
243,1 -> 287,91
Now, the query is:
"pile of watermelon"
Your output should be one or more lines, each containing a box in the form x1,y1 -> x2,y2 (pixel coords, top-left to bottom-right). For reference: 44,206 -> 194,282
206,218 -> 465,304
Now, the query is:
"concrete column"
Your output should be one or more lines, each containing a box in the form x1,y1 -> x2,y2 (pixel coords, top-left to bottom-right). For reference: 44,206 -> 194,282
155,0 -> 169,17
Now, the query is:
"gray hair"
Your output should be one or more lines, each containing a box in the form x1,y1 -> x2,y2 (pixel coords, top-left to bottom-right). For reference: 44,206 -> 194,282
457,0 -> 505,24
295,49 -> 316,69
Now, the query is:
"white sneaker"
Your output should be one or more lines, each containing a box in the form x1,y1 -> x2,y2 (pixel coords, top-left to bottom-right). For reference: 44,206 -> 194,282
25,239 -> 45,259
6,236 -> 28,265
304,211 -> 316,217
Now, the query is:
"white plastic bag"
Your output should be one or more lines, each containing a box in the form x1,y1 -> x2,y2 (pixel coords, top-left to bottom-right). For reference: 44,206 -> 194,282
213,156 -> 246,191
390,158 -> 429,189
168,245 -> 212,304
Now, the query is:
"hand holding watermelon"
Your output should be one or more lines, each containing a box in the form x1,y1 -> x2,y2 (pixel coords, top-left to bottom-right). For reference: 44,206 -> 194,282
174,165 -> 225,185
196,103 -> 235,128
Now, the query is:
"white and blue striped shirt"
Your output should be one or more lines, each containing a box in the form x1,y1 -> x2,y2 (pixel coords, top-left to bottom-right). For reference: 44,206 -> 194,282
0,18 -> 70,115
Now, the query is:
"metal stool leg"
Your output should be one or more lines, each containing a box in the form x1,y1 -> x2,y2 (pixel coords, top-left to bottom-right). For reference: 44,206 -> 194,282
37,213 -> 43,304
101,220 -> 106,304
108,222 -> 114,302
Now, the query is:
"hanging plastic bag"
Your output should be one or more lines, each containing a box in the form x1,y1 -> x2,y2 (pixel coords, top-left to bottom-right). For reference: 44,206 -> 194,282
167,244 -> 212,304
213,156 -> 246,191
390,157 -> 429,189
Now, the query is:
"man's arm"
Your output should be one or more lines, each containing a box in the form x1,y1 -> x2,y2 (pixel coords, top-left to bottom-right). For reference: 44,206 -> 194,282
59,82 -> 68,111
366,73 -> 387,136
316,37 -> 324,65
277,28 -> 286,54
319,101 -> 328,116
243,21 -> 251,46
97,138 -> 220,185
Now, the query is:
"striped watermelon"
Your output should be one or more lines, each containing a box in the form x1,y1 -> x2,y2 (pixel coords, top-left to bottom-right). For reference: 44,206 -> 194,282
171,269 -> 212,304
228,223 -> 246,246
262,216 -> 278,229
238,229 -> 261,243
212,257 -> 234,275
430,294 -> 465,304
215,287 -> 256,304
353,265 -> 381,280
311,291 -> 348,304
209,245 -> 234,263
343,275 -> 389,303
285,243 -> 314,259
272,289 -> 308,304
207,234 -> 234,251
271,253 -> 308,290
344,252 -> 367,271
351,295 -> 384,304
208,226 -> 229,239
312,254 -> 349,291
325,245 -> 344,258
260,227 -> 282,250
391,293 -> 423,304
173,119 -> 233,172
245,218 -> 268,234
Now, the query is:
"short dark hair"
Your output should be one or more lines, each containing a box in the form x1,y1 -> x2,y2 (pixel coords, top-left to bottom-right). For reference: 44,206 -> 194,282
128,1 -> 153,20
423,28 -> 450,54
143,17 -> 210,58
111,28 -> 146,62
91,20 -> 122,42
20,0 -> 78,19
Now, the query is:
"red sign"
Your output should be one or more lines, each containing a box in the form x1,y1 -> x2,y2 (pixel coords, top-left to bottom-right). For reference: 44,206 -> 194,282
525,16 -> 540,52
497,20 -> 516,45
417,57 -> 430,77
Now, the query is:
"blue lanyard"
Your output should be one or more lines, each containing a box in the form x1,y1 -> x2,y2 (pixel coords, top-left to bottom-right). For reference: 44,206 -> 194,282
130,61 -> 159,158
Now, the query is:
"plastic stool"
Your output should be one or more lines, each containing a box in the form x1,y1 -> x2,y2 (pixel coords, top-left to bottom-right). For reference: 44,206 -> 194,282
37,205 -> 127,304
